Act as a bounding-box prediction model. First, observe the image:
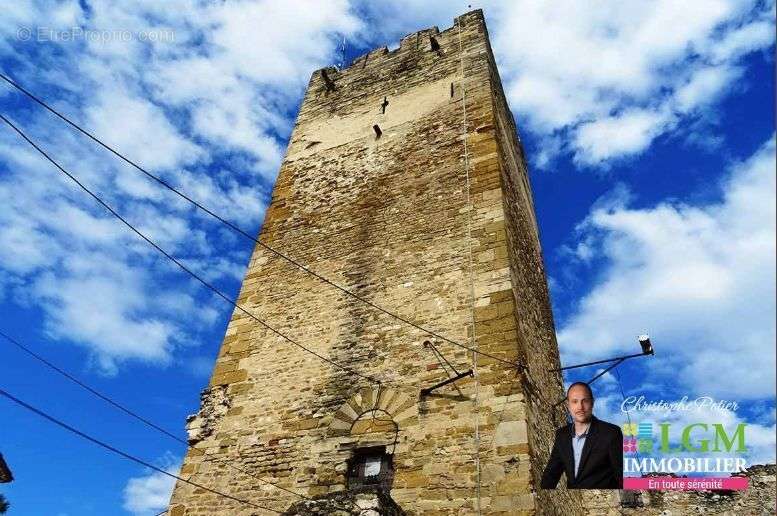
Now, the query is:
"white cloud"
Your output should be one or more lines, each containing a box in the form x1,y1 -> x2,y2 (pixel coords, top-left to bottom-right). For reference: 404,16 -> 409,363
0,0 -> 361,373
557,136 -> 776,399
589,388 -> 777,466
208,0 -> 361,85
0,123 -> 224,373
674,65 -> 743,113
487,0 -> 774,165
32,261 -> 177,375
84,90 -> 203,171
707,15 -> 776,63
574,109 -> 673,165
0,194 -> 60,275
123,457 -> 180,515
347,1 -> 773,166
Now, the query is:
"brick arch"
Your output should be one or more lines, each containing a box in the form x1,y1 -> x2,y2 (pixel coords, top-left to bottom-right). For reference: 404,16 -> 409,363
328,386 -> 417,437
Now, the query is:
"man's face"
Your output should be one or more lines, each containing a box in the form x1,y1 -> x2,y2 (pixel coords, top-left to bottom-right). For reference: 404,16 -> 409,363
567,385 -> 594,424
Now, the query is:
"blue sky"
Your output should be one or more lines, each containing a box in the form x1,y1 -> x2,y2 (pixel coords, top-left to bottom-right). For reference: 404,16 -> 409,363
0,1 -> 774,514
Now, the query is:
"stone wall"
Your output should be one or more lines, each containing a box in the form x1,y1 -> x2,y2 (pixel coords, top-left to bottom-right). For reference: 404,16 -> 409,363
580,465 -> 777,515
167,10 -> 576,515
282,487 -> 406,516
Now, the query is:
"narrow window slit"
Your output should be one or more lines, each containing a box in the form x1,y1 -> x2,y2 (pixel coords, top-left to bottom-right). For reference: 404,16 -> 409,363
373,124 -> 382,138
450,82 -> 455,98
380,96 -> 389,114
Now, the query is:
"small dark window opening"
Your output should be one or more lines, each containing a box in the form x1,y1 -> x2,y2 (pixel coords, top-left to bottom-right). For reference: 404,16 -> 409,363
320,69 -> 335,92
373,124 -> 382,138
347,446 -> 394,491
380,96 -> 389,114
450,82 -> 455,98
429,36 -> 440,52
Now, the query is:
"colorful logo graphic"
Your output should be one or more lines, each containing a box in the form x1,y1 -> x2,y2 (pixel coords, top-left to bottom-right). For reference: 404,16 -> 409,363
622,422 -> 746,455
621,421 -> 750,490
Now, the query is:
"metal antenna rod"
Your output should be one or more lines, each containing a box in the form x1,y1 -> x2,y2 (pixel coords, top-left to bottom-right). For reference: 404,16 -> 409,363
552,358 -> 627,407
549,351 -> 650,372
549,335 -> 655,372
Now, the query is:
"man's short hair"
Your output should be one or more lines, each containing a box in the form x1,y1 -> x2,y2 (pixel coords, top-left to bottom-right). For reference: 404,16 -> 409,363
566,381 -> 594,400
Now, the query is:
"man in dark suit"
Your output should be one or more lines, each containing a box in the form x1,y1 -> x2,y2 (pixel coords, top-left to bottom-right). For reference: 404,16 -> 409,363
540,382 -> 623,489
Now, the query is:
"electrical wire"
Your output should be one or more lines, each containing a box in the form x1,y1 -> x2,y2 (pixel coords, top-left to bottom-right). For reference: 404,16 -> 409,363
0,329 -> 183,442
457,20 -> 481,515
425,340 -> 461,377
0,329 -> 310,500
0,386 -> 281,514
0,71 -> 521,371
0,112 -> 379,385
613,366 -> 642,462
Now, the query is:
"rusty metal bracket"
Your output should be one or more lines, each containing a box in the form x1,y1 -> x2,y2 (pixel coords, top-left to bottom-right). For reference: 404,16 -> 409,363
420,369 -> 473,396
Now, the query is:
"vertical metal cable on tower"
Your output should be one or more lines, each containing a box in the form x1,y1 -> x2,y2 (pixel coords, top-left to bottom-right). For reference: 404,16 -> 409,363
458,18 -> 482,515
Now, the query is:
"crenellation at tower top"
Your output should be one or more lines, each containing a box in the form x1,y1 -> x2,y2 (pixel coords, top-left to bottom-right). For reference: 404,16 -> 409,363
318,10 -> 483,83
296,11 -> 484,124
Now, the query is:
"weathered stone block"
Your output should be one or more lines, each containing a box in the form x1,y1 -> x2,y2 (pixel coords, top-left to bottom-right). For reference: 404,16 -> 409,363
209,369 -> 247,386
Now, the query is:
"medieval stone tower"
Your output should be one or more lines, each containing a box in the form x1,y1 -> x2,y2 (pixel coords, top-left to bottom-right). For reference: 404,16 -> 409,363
167,10 -> 580,515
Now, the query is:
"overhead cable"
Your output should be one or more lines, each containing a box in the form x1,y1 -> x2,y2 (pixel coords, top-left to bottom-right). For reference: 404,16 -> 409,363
0,386 -> 281,514
0,329 -> 309,500
0,113 -> 379,385
0,72 -> 520,371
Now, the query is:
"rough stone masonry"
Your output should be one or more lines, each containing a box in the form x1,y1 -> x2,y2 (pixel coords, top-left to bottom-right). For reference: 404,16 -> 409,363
166,9 -> 589,515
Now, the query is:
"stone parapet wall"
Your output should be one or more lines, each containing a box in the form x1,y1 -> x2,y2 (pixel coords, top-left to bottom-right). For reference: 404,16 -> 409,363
580,465 -> 776,515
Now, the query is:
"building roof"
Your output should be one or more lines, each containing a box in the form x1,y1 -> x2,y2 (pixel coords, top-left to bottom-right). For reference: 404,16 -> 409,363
0,453 -> 13,483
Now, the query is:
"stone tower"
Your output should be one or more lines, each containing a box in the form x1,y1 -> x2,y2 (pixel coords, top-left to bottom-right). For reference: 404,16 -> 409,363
168,10 -> 579,515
